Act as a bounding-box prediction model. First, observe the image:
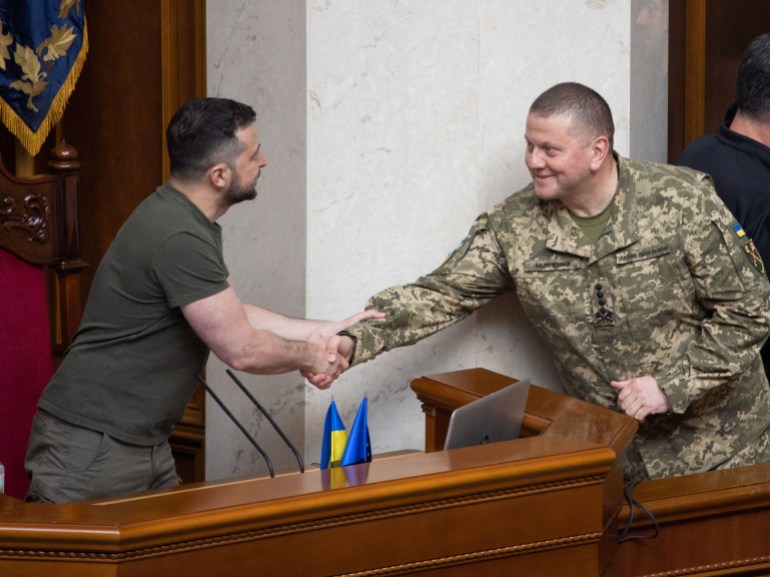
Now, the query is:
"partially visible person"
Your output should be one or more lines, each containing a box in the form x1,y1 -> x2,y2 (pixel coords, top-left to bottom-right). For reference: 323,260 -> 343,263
25,97 -> 379,503
317,82 -> 770,481
677,32 -> 770,376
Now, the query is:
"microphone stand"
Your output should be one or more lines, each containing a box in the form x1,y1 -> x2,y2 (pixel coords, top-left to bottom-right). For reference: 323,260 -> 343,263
196,374 -> 275,478
226,369 -> 305,473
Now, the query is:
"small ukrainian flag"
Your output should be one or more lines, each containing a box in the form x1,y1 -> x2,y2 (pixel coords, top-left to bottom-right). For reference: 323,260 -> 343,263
320,400 -> 348,470
734,224 -> 746,237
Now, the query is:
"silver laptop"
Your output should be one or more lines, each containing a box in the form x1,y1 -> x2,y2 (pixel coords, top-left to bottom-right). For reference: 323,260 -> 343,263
443,379 -> 531,450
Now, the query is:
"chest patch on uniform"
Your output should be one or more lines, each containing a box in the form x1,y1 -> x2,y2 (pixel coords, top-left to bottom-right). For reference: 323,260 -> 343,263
616,244 -> 669,265
590,279 -> 615,327
523,258 -> 582,272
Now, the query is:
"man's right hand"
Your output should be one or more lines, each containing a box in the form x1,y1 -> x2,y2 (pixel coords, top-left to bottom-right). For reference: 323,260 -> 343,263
303,333 -> 351,390
302,334 -> 356,389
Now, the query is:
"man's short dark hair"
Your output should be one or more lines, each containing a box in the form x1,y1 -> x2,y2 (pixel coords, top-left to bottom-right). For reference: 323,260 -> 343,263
529,82 -> 615,149
736,33 -> 770,121
166,98 -> 257,181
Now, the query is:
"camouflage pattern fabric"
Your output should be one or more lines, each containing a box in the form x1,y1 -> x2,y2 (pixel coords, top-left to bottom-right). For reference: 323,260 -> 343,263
345,155 -> 770,480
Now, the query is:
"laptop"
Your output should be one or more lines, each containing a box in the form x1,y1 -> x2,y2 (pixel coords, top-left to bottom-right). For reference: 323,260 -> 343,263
443,379 -> 531,450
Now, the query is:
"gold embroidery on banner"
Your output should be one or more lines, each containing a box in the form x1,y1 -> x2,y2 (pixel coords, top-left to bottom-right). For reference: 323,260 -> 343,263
0,0 -> 87,155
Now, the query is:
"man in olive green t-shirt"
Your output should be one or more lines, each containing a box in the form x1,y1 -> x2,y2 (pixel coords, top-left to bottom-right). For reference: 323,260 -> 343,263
25,98 -> 379,503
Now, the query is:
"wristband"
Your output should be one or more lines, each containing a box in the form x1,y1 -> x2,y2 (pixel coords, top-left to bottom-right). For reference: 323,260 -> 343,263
337,330 -> 358,363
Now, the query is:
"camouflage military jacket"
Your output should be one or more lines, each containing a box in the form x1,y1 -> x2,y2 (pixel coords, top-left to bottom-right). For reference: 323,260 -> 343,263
347,155 -> 770,479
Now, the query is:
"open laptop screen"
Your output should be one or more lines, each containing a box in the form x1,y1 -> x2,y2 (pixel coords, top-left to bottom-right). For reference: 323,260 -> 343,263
443,379 -> 531,450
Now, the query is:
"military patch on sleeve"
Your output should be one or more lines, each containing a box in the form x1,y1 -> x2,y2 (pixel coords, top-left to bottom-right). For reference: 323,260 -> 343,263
440,238 -> 466,267
743,238 -> 765,274
732,224 -> 765,273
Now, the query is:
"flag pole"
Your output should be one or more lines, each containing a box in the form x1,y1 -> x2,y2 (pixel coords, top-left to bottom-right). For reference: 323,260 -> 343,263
14,141 -> 34,177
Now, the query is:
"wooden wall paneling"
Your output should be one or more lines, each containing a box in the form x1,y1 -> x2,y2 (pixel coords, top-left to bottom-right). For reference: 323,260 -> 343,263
668,0 -> 770,161
60,1 -> 165,299
683,0 -> 707,151
703,0 -> 770,131
161,0 -> 207,181
667,0 -> 706,162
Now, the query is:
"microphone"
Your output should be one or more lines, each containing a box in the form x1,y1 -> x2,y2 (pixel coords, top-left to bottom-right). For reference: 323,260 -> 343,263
226,369 -> 305,473
196,374 -> 275,478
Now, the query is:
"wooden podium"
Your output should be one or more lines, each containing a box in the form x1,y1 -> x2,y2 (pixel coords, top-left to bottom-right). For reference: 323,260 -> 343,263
0,370 -> 636,577
414,368 -> 770,577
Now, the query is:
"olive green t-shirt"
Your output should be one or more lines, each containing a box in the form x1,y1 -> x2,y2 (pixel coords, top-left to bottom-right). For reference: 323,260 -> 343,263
570,202 -> 613,244
38,184 -> 229,445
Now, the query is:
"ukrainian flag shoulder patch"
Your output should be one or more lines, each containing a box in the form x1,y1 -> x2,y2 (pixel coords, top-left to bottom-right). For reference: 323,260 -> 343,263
733,224 -> 765,274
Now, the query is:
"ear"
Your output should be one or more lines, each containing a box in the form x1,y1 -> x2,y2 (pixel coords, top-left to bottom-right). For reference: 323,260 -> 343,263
588,135 -> 611,171
207,163 -> 231,189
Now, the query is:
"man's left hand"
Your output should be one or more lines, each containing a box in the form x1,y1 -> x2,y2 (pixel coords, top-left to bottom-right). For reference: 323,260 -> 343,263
610,375 -> 669,422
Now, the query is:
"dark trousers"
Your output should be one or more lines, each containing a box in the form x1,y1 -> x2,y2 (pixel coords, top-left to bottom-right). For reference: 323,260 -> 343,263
25,410 -> 179,503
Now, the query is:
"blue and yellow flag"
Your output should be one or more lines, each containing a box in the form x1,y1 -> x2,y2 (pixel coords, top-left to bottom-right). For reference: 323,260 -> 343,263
340,397 -> 371,467
0,1 -> 88,156
320,400 -> 348,470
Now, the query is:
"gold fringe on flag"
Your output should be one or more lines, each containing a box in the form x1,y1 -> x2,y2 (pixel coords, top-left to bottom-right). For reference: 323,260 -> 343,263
0,20 -> 89,158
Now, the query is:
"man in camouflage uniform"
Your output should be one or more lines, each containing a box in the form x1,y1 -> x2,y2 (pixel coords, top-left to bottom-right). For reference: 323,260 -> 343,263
326,82 -> 770,480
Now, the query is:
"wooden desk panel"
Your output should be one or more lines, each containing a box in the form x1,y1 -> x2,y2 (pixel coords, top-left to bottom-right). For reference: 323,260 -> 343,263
605,463 -> 770,576
0,419 -> 627,576
410,367 -> 770,577
411,368 -> 636,453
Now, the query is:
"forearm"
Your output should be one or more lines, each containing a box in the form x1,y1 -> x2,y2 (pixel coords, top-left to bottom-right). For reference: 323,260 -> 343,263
223,328 -> 324,375
658,288 -> 770,413
244,304 -> 333,340
338,213 -> 512,364
345,279 -> 486,364
183,288 -> 337,377
659,182 -> 770,412
345,220 -> 512,365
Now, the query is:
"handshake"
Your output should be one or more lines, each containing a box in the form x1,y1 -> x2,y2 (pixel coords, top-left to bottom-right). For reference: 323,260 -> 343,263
300,332 -> 356,389
300,309 -> 384,389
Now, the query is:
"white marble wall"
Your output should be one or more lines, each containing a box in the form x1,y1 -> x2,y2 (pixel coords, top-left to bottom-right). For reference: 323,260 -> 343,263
205,0 -> 669,480
205,0 -> 308,479
630,0 -> 669,162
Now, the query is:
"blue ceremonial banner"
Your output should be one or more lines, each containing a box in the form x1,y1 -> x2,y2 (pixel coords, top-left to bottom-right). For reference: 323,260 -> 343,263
340,397 -> 371,467
0,1 -> 88,155
320,400 -> 348,470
